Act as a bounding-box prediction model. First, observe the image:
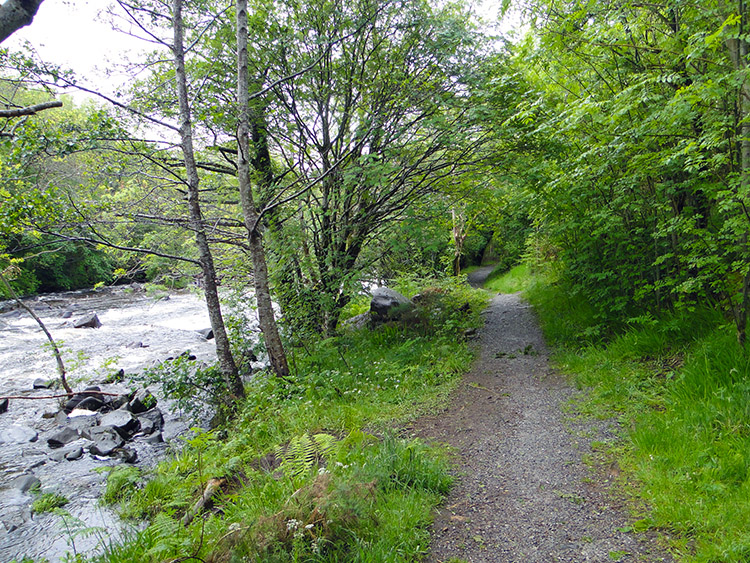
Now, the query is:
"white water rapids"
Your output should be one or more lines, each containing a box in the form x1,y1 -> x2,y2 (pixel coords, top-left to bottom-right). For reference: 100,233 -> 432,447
0,285 -> 248,562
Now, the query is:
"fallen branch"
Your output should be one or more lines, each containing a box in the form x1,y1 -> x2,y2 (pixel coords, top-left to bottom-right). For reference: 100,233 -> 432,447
182,478 -> 226,527
0,271 -> 72,393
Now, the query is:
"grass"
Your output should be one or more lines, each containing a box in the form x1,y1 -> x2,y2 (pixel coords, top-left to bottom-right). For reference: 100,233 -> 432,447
484,263 -> 531,294
92,277 -> 487,563
518,266 -> 750,562
31,492 -> 69,514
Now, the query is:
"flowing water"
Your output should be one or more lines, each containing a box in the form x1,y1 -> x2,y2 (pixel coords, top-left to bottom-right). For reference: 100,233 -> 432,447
0,285 -> 249,562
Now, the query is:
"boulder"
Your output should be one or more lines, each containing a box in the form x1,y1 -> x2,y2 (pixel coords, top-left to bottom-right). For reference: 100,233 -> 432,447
128,388 -> 157,414
104,393 -> 130,411
100,410 -> 140,439
47,427 -> 80,449
136,408 -> 164,436
0,397 -> 8,414
112,447 -> 138,464
144,432 -> 164,444
61,310 -> 73,319
76,396 -> 105,411
370,287 -> 414,322
64,386 -> 103,413
73,312 -> 101,329
32,378 -> 54,389
0,425 -> 39,444
87,427 -> 125,456
65,447 -> 84,461
11,474 -> 40,493
342,311 -> 371,330
197,328 -> 214,340
138,407 -> 164,434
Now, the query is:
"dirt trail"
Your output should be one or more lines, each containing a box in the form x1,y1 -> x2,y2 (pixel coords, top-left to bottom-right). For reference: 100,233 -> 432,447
411,269 -> 672,562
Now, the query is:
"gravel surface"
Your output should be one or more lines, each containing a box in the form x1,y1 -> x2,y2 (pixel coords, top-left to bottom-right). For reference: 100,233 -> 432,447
411,271 -> 673,562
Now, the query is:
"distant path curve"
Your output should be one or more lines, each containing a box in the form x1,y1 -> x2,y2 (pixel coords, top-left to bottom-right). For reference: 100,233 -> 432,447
411,270 -> 672,562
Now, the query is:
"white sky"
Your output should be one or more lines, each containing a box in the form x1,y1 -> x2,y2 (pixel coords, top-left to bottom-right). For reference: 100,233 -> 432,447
3,0 -> 517,103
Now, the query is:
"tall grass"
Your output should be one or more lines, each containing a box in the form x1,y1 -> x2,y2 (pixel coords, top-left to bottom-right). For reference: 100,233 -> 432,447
523,269 -> 750,562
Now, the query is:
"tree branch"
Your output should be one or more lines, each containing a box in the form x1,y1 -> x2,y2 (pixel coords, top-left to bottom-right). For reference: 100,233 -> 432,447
0,100 -> 62,118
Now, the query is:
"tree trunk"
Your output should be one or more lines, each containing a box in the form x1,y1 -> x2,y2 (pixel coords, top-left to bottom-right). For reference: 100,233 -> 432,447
236,0 -> 290,379
172,0 -> 244,400
727,0 -> 750,345
0,0 -> 44,44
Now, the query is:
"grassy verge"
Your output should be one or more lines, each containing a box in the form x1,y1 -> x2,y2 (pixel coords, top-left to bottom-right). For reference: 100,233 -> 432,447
484,263 -> 530,294
92,277 -> 486,563
492,265 -> 750,562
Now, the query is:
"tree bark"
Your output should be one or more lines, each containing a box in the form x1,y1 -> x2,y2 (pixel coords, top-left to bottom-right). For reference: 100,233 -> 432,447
172,0 -> 244,399
728,0 -> 750,346
0,0 -> 44,44
236,0 -> 290,379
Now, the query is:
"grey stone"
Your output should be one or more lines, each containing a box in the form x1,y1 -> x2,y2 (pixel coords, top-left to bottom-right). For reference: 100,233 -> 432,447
73,312 -> 101,329
100,409 -> 140,438
87,427 -> 125,456
112,447 -> 138,463
342,311 -> 371,330
32,377 -> 54,389
197,327 -> 214,340
12,474 -> 40,493
65,447 -> 84,461
64,386 -> 102,413
144,432 -> 164,444
47,426 -> 80,449
61,310 -> 73,319
138,407 -> 164,433
76,396 -> 105,411
129,389 -> 157,414
370,287 -> 413,321
0,425 -> 39,444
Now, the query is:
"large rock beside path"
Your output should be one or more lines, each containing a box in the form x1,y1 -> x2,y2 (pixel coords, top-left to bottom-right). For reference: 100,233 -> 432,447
370,287 -> 414,322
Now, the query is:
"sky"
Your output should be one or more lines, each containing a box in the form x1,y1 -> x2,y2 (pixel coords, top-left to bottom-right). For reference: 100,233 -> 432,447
3,0 -> 516,103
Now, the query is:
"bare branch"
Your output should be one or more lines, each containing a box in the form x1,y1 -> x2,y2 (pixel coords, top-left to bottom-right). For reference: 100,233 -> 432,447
0,100 -> 62,118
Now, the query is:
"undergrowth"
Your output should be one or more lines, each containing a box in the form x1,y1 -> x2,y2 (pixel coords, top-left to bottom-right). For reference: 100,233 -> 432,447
91,277 -> 486,562
500,264 -> 750,562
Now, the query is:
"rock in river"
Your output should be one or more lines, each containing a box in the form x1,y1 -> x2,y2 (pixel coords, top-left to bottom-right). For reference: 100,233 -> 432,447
73,312 -> 101,329
128,388 -> 157,414
47,427 -> 80,449
86,427 -> 125,456
100,410 -> 140,439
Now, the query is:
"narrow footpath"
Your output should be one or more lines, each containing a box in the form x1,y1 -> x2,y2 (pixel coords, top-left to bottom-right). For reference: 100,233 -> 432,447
411,267 -> 672,562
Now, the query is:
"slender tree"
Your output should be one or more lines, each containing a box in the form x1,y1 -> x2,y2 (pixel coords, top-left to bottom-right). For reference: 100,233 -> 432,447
235,0 -> 290,379
172,0 -> 244,399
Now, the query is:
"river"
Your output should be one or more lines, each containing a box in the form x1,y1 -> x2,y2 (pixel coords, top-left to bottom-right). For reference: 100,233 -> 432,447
0,285 -> 239,562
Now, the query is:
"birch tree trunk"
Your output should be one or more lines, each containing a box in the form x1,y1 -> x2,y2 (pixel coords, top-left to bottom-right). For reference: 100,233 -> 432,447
235,0 -> 290,379
172,0 -> 244,399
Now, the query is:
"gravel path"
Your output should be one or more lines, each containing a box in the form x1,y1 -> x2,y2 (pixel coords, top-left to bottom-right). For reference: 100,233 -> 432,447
411,275 -> 673,562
